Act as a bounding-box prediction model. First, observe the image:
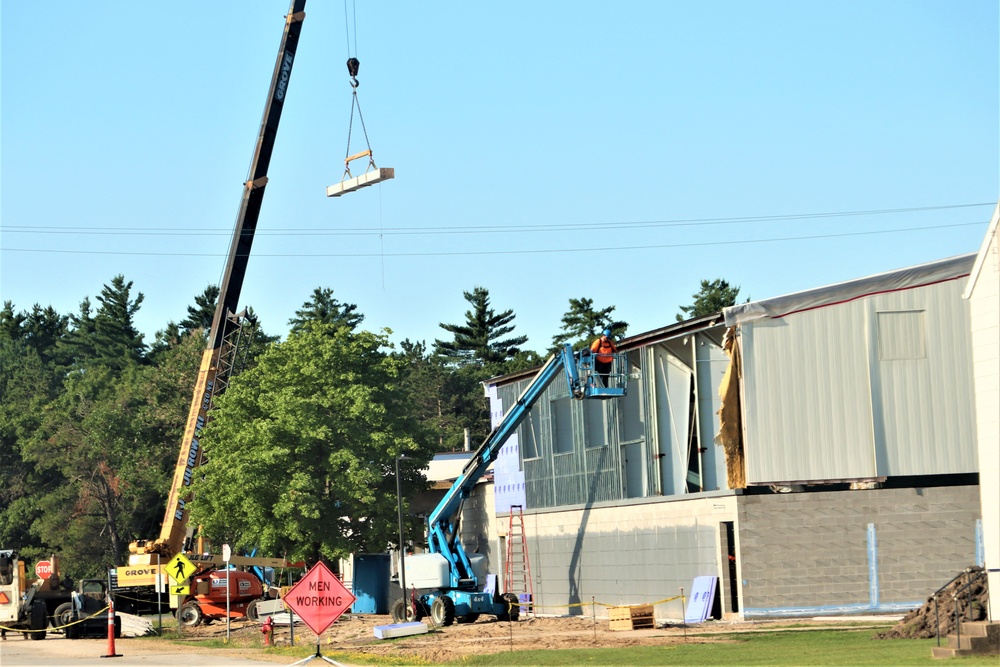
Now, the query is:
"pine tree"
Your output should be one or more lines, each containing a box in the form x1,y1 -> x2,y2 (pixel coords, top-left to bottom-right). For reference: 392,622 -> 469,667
59,297 -> 99,367
551,297 -> 627,352
676,279 -> 743,321
434,286 -> 527,368
0,301 -> 26,341
179,284 -> 220,335
288,287 -> 364,333
92,275 -> 147,368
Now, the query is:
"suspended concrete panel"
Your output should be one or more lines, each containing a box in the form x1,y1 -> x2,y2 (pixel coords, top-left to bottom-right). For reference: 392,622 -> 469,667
326,167 -> 394,197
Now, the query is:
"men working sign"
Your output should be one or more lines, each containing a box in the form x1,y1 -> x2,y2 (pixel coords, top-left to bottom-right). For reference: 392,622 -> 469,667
283,561 -> 355,636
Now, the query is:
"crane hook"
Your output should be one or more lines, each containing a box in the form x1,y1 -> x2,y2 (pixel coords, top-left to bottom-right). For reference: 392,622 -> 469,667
347,57 -> 360,88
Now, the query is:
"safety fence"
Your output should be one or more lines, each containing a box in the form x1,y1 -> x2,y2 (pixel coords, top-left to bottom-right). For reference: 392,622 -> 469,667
0,603 -> 110,635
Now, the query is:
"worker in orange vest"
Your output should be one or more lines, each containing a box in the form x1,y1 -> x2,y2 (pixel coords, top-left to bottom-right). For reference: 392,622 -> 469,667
590,328 -> 618,387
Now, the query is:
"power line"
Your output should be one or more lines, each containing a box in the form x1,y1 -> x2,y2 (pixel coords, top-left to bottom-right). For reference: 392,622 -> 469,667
2,221 -> 987,259
0,202 -> 993,238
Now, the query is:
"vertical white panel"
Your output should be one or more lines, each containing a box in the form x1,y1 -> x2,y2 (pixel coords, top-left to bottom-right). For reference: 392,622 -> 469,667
869,279 -> 977,475
742,301 -> 876,483
968,225 -> 1000,620
652,346 -> 692,495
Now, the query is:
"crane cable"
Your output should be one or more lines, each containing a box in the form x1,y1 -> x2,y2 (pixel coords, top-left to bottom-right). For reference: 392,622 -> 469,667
342,0 -> 375,180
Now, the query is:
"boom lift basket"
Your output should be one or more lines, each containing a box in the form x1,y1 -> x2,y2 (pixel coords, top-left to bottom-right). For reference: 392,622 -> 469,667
575,350 -> 628,399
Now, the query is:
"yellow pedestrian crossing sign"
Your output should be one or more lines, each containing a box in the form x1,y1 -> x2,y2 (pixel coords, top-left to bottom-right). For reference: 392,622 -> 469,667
165,553 -> 196,584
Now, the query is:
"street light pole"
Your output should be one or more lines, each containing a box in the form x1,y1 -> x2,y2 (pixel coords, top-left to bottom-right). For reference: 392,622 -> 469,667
395,455 -> 408,618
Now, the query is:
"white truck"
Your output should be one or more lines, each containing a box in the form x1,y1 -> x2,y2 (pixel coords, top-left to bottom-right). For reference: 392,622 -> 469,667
0,549 -> 49,640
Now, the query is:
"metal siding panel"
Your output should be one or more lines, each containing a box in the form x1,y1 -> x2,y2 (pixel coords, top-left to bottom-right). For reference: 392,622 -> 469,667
869,280 -> 977,475
743,302 -> 876,484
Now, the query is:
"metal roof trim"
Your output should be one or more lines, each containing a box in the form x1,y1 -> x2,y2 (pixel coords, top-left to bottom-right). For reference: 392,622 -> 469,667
484,313 -> 726,387
724,253 -> 976,327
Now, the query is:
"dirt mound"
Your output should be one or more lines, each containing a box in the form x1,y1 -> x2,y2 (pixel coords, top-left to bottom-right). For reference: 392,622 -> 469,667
875,568 -> 989,640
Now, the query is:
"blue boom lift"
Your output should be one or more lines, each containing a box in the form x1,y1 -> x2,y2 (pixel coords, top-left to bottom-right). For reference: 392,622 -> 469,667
393,344 -> 628,625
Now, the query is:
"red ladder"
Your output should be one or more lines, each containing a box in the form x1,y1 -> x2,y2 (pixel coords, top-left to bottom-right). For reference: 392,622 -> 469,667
504,505 -> 534,614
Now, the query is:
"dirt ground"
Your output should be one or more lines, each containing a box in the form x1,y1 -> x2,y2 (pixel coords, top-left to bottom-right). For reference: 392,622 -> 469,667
163,612 -> 897,665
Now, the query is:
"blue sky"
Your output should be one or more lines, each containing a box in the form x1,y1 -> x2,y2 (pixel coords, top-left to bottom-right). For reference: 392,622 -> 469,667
2,1 -> 997,354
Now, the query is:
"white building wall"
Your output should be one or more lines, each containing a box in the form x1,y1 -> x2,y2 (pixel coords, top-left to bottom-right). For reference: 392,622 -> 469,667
965,206 -> 1000,620
742,303 -> 876,483
741,276 -> 976,485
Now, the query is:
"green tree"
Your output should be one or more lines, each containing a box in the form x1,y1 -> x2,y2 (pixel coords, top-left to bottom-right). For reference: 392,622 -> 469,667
179,284 -> 220,336
393,339 -> 493,451
188,323 -> 433,564
149,285 -> 222,362
148,322 -> 182,364
0,302 -> 69,366
288,287 -> 364,333
676,278 -> 744,321
0,301 -> 26,341
551,297 -> 627,352
23,357 -> 188,574
435,286 -> 528,369
0,339 -> 62,559
92,275 -> 147,367
60,297 -> 98,367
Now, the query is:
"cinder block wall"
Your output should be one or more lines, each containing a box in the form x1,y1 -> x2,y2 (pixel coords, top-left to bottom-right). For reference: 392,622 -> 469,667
737,485 -> 981,617
508,494 -> 738,619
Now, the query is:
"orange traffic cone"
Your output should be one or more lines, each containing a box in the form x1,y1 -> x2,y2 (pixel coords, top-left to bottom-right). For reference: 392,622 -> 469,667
100,598 -> 122,659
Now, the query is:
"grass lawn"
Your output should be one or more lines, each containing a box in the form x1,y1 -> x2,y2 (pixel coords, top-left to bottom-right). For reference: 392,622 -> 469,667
439,628 -> 999,667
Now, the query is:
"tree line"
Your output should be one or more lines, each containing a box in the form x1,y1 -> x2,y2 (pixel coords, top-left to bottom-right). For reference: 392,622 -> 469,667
0,276 -> 740,574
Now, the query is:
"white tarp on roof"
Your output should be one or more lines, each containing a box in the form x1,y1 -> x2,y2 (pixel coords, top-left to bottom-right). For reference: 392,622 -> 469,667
723,253 -> 976,326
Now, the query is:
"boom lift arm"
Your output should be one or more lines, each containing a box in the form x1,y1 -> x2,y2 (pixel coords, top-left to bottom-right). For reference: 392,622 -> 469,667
398,344 -> 628,625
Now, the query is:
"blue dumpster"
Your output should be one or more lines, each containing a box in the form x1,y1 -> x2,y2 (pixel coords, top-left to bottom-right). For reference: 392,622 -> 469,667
351,553 -> 390,614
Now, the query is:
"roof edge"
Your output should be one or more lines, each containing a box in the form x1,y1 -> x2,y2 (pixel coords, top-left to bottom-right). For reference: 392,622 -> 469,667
962,201 -> 1000,299
724,252 -> 977,326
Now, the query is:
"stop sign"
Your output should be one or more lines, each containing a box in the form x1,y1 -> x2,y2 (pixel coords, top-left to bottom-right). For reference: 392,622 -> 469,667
35,560 -> 54,579
283,561 -> 355,636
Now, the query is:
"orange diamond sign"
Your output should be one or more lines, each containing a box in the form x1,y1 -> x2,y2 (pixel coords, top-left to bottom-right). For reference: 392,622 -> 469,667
283,561 -> 355,635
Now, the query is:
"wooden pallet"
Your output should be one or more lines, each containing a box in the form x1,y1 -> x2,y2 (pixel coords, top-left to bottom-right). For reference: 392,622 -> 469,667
608,604 -> 655,631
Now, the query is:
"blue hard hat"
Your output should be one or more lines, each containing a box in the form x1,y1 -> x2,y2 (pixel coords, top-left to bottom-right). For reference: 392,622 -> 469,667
602,328 -> 612,337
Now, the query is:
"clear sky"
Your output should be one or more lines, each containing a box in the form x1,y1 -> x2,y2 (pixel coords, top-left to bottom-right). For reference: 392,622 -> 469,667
2,2 -> 997,354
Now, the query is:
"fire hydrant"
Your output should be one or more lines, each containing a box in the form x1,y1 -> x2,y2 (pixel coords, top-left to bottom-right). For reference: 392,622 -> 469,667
261,616 -> 274,647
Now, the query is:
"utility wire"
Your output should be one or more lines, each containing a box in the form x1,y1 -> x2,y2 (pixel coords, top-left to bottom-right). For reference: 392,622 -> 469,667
2,221 -> 987,258
1,203 -> 993,237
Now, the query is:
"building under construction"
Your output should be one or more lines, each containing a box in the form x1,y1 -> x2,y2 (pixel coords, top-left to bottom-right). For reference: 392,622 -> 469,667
477,252 -> 984,620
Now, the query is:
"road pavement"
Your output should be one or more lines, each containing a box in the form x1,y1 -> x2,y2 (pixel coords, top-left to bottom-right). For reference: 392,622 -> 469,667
0,635 -> 289,666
